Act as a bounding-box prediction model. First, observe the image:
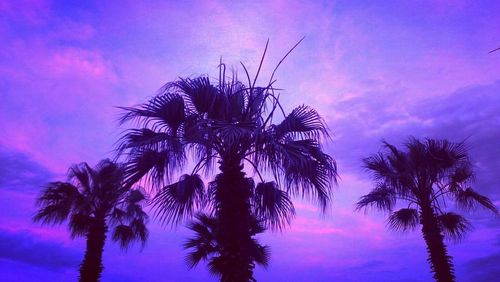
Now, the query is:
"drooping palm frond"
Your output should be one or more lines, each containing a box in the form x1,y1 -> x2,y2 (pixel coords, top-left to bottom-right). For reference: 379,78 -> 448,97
248,238 -> 271,268
116,129 -> 181,156
387,208 -> 419,231
356,185 -> 396,212
69,214 -> 93,239
184,214 -> 218,269
257,138 -> 337,211
449,164 -> 474,189
33,182 -> 83,225
437,212 -> 472,241
454,188 -> 499,214
111,218 -> 149,250
152,174 -> 206,225
112,225 -> 135,249
123,148 -> 186,187
253,181 -> 295,231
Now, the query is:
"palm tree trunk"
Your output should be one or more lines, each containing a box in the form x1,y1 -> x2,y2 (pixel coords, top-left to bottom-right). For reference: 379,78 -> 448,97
419,203 -> 455,282
216,161 -> 255,282
79,218 -> 107,282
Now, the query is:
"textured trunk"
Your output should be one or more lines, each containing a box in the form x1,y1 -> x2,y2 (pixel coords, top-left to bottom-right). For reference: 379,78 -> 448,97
79,218 -> 107,282
420,202 -> 455,282
216,161 -> 255,282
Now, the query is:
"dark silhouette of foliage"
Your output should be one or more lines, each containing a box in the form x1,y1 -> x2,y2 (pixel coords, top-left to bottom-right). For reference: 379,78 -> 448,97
356,137 -> 498,282
34,159 -> 149,282
117,41 -> 337,281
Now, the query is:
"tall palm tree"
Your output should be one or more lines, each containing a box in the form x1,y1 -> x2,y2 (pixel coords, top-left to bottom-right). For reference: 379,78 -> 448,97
33,159 -> 149,282
117,45 -> 337,281
356,138 -> 498,282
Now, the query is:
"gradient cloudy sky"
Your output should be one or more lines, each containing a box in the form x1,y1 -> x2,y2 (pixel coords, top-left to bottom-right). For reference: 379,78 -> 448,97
1,0 -> 500,281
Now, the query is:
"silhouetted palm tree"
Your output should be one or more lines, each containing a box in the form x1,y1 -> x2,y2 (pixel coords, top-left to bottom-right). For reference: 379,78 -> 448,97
34,159 -> 149,282
356,138 -> 498,282
117,49 -> 337,281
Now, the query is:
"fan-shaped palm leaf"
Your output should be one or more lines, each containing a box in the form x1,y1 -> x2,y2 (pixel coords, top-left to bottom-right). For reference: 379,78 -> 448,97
152,174 -> 205,225
387,208 -> 419,231
437,212 -> 471,241
253,181 -> 295,230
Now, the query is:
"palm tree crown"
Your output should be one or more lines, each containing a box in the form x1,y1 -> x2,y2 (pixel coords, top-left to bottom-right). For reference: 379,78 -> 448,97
356,138 -> 498,282
34,159 -> 149,282
117,54 -> 337,280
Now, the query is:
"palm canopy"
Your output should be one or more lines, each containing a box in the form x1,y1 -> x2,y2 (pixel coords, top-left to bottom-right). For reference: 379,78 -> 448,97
356,137 -> 498,238
34,159 -> 149,249
117,61 -> 337,228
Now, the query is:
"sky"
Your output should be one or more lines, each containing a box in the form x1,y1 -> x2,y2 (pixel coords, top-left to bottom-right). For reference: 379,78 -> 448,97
1,0 -> 500,281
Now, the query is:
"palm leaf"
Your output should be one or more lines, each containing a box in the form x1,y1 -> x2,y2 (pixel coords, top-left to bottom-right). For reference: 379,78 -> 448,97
274,105 -> 328,140
184,214 -> 218,269
152,174 -> 206,225
454,188 -> 499,214
437,212 -> 472,241
356,185 -> 396,212
124,148 -> 186,187
253,181 -> 295,230
119,93 -> 186,134
387,208 -> 419,231
33,182 -> 82,225
112,224 -> 135,249
69,213 -> 92,238
116,128 -> 179,155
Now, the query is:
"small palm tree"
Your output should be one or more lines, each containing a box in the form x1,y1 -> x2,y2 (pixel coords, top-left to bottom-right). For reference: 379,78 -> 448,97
356,138 -> 498,282
117,43 -> 337,281
33,159 -> 149,282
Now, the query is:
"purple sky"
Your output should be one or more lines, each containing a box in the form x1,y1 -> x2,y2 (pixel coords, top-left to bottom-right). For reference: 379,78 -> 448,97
1,0 -> 500,281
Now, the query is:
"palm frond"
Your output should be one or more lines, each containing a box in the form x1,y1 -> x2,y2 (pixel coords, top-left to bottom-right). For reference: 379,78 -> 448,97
356,185 -> 396,212
274,105 -> 328,140
173,77 -> 229,119
116,128 -> 180,156
69,213 -> 92,238
123,148 -> 186,188
253,181 -> 295,231
387,208 -> 419,231
454,188 -> 499,214
184,214 -> 218,269
112,224 -> 135,249
68,162 -> 94,191
33,182 -> 82,225
437,212 -> 472,241
130,218 -> 149,247
118,93 -> 186,134
260,138 -> 337,211
152,174 -> 206,225
249,238 -> 270,268
449,164 -> 474,190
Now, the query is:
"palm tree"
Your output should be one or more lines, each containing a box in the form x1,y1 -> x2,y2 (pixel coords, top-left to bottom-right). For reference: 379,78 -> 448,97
117,44 -> 337,281
33,159 -> 149,282
356,138 -> 498,282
